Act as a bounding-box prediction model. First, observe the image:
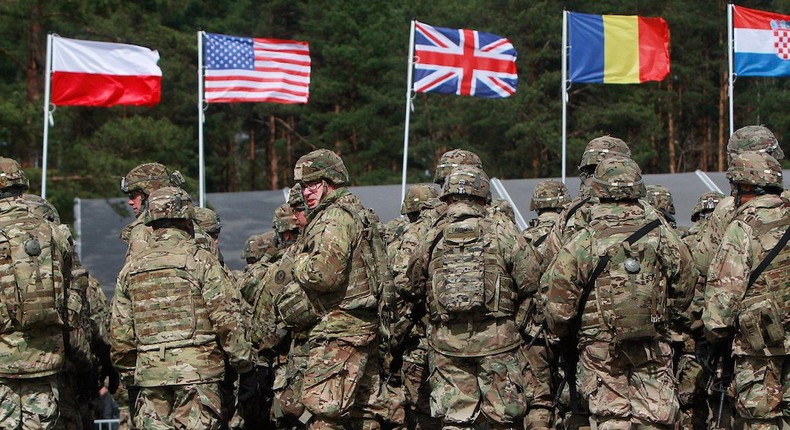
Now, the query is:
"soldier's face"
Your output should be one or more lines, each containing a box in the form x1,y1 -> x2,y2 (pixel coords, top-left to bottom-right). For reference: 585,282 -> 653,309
127,191 -> 145,216
293,210 -> 307,228
303,181 -> 325,209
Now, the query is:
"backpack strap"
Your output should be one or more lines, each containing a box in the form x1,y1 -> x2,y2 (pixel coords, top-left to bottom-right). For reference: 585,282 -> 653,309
748,225 -> 790,288
572,218 -> 662,334
563,197 -> 591,229
533,233 -> 549,248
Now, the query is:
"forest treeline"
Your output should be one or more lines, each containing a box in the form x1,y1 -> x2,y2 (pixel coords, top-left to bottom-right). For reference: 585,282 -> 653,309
1,0 -> 789,222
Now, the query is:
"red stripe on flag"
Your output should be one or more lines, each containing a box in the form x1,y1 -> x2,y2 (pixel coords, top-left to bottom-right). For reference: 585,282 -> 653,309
416,22 -> 450,49
207,96 -> 307,104
638,17 -> 670,83
51,71 -> 161,107
734,6 -> 790,30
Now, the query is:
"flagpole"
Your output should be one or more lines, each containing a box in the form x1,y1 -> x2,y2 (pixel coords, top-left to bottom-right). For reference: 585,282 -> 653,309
197,31 -> 206,208
401,19 -> 416,204
41,34 -> 54,198
561,10 -> 568,184
727,3 -> 735,137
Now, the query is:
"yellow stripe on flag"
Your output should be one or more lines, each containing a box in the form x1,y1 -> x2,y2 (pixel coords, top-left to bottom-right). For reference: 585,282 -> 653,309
603,15 -> 640,83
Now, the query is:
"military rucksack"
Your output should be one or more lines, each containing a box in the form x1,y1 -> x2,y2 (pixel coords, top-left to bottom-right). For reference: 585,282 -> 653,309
431,216 -> 487,316
0,214 -> 65,333
584,218 -> 665,343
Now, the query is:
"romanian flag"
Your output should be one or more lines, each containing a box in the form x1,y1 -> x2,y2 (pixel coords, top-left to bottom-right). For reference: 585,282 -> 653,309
568,12 -> 670,84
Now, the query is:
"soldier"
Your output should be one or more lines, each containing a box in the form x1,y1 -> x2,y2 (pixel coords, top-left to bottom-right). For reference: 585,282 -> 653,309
703,152 -> 790,429
238,231 -> 280,304
523,180 -> 571,254
275,149 -> 391,430
110,187 -> 255,429
693,125 -> 785,276
543,136 -> 632,262
240,232 -> 278,267
288,183 -> 308,231
543,156 -> 696,429
386,183 -> 440,430
409,165 -> 544,430
0,157 -> 75,429
646,185 -> 678,229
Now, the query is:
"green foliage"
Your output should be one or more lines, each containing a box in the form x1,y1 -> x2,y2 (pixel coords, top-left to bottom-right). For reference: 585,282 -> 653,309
0,0 -> 788,225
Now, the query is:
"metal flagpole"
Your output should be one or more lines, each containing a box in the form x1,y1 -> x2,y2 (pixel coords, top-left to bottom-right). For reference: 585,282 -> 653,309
197,31 -> 206,208
561,10 -> 569,184
41,34 -> 54,198
727,3 -> 735,137
401,19 -> 416,205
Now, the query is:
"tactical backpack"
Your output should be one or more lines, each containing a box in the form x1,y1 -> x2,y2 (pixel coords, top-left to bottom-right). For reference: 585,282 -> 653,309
734,215 -> 790,353
0,215 -> 65,333
126,247 -> 215,348
580,218 -> 664,343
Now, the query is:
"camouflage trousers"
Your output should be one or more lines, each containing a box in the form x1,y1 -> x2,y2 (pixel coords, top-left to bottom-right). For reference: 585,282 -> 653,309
674,352 -> 708,430
427,348 -> 527,428
520,339 -> 556,430
579,340 -> 679,429
301,337 -> 385,430
135,382 -> 222,430
0,375 -> 60,430
273,334 -> 310,428
731,355 -> 790,429
402,338 -> 439,430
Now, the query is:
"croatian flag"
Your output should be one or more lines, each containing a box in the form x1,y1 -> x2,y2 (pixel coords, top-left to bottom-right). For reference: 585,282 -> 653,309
733,5 -> 790,77
51,36 -> 162,107
413,21 -> 517,98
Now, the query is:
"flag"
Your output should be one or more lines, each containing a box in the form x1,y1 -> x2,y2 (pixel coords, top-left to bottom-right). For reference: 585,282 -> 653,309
51,36 -> 161,107
412,21 -> 517,98
568,12 -> 670,84
203,32 -> 310,104
733,5 -> 790,77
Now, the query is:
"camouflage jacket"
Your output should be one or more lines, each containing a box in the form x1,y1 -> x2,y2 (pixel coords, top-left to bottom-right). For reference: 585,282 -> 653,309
692,195 -> 736,276
542,201 -> 696,345
703,194 -> 790,356
239,247 -> 284,306
120,215 -> 219,260
111,227 -> 253,387
523,211 -> 561,257
410,201 -> 543,357
543,195 -> 599,263
293,188 -> 378,342
383,216 -> 409,247
0,197 -> 73,378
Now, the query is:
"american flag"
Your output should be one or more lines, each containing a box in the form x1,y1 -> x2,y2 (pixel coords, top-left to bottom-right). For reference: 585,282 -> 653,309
413,21 -> 517,98
203,32 -> 310,104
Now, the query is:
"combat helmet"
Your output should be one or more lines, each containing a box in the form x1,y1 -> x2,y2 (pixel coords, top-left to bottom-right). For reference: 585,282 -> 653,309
433,149 -> 483,185
727,125 -> 784,160
24,194 -> 60,224
143,186 -> 195,225
193,207 -> 222,236
691,191 -> 724,222
440,165 -> 491,203
273,203 -> 299,233
726,152 -> 784,190
401,183 -> 439,215
240,231 -> 279,263
293,149 -> 349,186
288,184 -> 306,210
530,180 -> 571,211
120,162 -> 185,196
590,155 -> 646,201
0,157 -> 29,192
578,136 -> 632,171
646,185 -> 676,215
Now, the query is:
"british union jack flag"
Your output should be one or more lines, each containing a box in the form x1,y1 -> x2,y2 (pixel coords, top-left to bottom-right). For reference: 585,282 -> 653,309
413,21 -> 518,98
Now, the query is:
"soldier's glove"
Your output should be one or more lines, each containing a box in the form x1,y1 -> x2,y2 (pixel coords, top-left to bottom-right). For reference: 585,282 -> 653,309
237,368 -> 260,404
104,366 -> 121,394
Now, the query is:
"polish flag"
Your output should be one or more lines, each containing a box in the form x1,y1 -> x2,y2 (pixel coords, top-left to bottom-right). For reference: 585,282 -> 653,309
51,36 -> 162,107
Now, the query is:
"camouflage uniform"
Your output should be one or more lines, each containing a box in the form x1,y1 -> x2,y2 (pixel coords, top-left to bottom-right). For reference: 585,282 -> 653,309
543,156 -> 696,429
0,158 -> 75,429
693,125 -> 785,276
409,165 -> 544,430
519,180 -> 570,430
387,183 -> 440,430
238,231 -> 281,306
111,187 -> 254,430
703,153 -> 790,429
285,149 -> 390,430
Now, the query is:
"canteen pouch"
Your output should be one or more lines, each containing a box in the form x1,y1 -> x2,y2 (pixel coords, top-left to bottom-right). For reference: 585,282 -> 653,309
275,281 -> 321,332
739,293 -> 785,351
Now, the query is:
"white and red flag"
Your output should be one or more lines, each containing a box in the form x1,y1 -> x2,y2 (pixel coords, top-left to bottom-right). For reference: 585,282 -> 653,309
203,32 -> 310,104
51,36 -> 162,107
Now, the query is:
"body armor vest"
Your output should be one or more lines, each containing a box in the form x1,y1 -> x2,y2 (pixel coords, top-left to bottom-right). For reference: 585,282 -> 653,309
0,215 -> 64,333
127,247 -> 214,348
429,215 -> 516,322
581,219 -> 666,343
